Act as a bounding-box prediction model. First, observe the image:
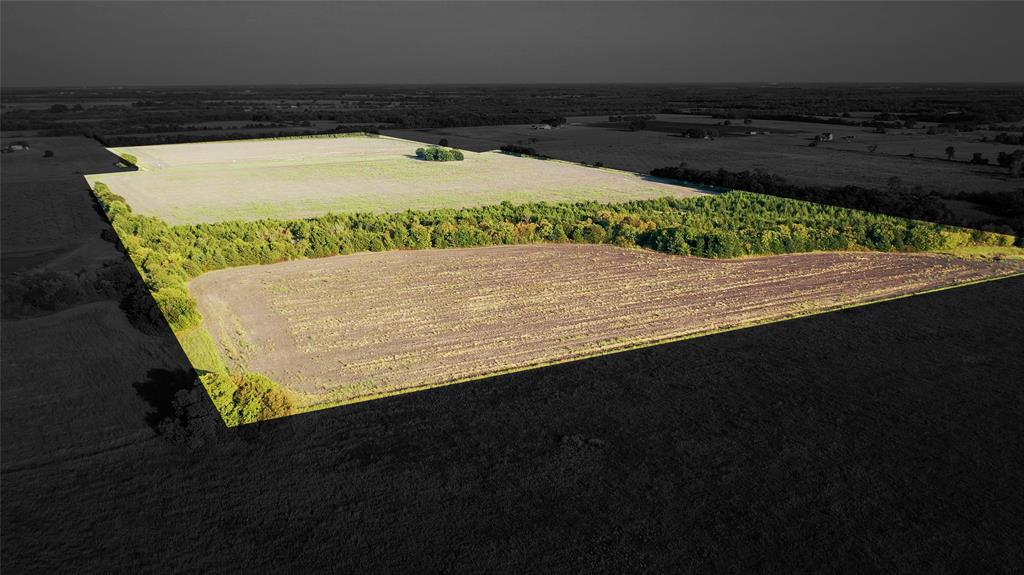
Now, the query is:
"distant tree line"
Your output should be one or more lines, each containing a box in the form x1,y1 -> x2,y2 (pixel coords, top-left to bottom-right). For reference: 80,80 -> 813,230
648,163 -> 1023,238
680,128 -> 720,140
499,144 -> 541,157
992,133 -> 1024,146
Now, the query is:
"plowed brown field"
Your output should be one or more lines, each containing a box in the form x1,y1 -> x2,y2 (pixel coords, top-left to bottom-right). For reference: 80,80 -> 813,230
189,244 -> 1023,406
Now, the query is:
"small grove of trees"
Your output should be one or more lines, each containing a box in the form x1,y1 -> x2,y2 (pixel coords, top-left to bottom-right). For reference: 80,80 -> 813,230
608,114 -> 655,123
996,150 -> 1024,177
993,133 -> 1024,146
415,146 -> 464,161
945,146 -> 955,160
542,116 -> 567,128
499,144 -> 539,156
681,128 -> 719,140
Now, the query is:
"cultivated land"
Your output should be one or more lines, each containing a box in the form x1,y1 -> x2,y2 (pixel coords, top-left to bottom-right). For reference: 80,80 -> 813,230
189,244 -> 1023,407
85,135 -> 703,224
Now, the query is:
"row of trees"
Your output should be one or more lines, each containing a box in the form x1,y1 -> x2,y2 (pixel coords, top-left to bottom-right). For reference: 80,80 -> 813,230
93,182 -> 1014,423
96,182 -> 1014,311
648,163 -> 1022,233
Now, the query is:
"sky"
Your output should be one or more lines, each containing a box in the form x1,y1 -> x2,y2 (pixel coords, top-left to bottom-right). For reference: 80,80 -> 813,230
2,1 -> 1022,87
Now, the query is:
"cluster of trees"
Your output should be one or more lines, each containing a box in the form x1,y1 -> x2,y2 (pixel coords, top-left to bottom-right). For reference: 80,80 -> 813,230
608,115 -> 656,131
415,146 -> 464,161
608,115 -> 656,123
996,150 -> 1024,176
956,190 -> 1024,218
649,164 -> 963,231
1,261 -> 132,319
680,128 -> 720,140
991,133 -> 1024,146
499,144 -> 540,157
200,372 -> 297,426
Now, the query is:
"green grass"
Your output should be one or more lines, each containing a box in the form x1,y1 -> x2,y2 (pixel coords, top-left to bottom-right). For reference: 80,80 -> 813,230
88,136 -> 699,224
938,245 -> 1024,260
177,324 -> 228,375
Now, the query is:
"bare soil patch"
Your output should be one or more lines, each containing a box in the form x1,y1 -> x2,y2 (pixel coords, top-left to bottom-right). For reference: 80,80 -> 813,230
189,244 -> 1022,407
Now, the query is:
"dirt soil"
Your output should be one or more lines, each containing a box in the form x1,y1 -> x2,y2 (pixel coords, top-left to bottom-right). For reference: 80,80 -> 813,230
189,244 -> 1023,406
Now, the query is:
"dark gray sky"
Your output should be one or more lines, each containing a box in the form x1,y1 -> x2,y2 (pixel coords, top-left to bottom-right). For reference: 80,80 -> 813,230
3,1 -> 1022,87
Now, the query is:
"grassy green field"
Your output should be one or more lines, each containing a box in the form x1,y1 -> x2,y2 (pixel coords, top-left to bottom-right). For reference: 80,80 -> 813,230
86,134 -> 704,224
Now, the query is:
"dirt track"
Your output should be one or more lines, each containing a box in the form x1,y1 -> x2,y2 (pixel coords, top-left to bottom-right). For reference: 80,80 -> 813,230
189,244 -> 1024,405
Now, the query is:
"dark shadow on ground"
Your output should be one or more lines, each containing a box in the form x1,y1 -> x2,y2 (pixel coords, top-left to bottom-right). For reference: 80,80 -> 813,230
6,275 -> 1020,573
133,368 -> 200,430
4,133 -> 1024,573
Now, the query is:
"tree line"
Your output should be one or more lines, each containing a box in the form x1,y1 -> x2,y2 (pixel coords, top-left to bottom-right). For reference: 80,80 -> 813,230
649,163 -> 1024,238
92,182 -> 1014,424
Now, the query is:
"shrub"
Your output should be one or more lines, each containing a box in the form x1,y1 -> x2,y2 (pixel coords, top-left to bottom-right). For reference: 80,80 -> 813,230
415,146 -> 464,161
201,372 -> 297,426
152,286 -> 202,331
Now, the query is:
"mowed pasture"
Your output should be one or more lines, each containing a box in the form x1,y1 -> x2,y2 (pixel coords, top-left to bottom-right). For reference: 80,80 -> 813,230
85,135 -> 703,224
189,244 -> 1023,408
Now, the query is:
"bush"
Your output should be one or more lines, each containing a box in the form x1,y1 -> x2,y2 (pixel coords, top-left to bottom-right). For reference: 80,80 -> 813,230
415,146 -> 464,161
152,287 -> 202,331
201,372 -> 297,426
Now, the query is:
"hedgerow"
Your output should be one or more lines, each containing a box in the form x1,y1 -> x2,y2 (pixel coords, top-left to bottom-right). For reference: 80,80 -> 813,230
92,180 -> 1014,424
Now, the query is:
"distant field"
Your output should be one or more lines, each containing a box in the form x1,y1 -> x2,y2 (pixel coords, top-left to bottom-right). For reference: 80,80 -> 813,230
85,135 -> 703,224
189,244 -> 1023,409
385,115 -> 1023,195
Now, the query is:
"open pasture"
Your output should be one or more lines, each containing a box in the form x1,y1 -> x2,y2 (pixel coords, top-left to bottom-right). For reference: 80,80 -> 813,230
189,244 -> 1023,408
86,135 -> 703,224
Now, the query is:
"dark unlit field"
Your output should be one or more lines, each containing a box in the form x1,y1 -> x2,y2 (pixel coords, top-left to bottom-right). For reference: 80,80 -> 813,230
189,244 -> 1023,407
385,115 -> 1023,194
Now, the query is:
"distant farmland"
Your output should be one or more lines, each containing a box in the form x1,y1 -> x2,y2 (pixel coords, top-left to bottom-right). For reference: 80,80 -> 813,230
85,134 -> 703,224
189,244 -> 1024,409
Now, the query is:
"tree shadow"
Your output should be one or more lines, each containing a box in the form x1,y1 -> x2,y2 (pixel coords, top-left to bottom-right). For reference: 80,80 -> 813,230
132,368 -> 198,431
